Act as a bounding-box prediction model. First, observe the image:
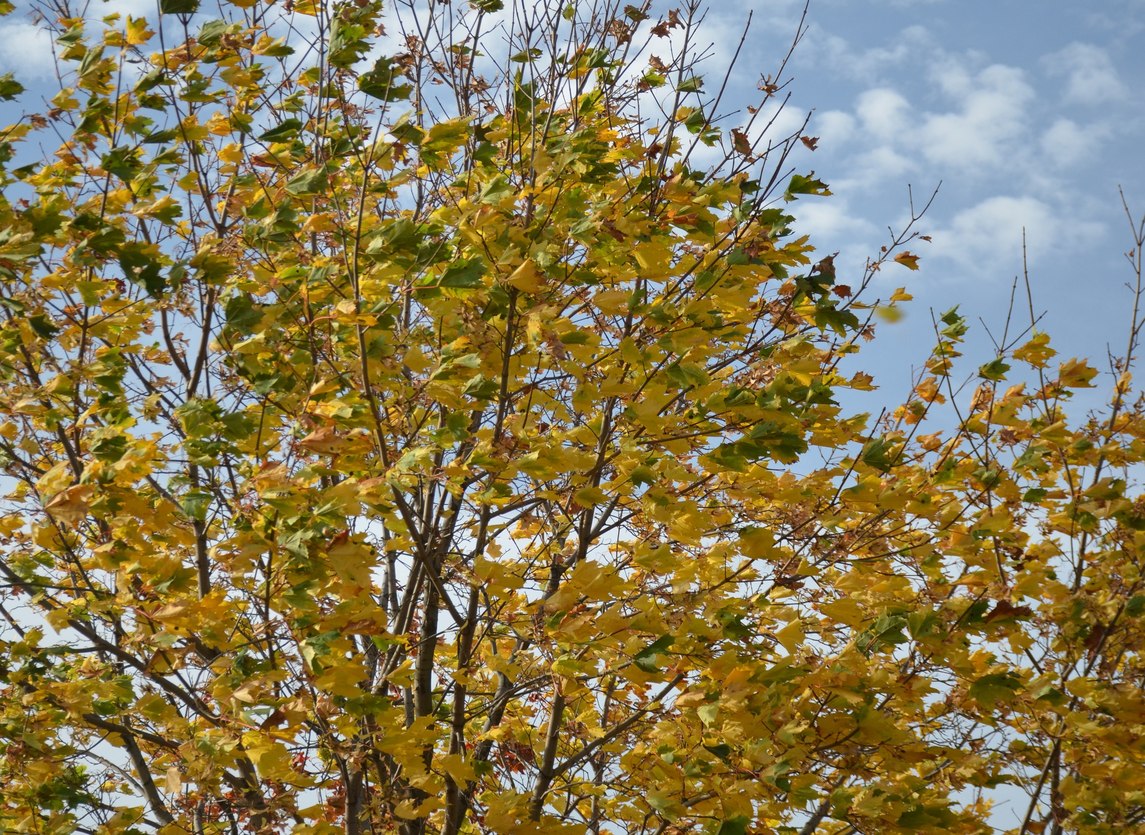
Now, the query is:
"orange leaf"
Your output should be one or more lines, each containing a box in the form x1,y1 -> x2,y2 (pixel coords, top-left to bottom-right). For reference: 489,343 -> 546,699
894,251 -> 920,270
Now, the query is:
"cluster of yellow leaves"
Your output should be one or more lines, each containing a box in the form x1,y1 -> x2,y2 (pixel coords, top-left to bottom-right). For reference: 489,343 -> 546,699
1,1 -> 1145,834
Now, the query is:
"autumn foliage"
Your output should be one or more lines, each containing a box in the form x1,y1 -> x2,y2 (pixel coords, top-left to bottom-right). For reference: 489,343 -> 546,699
2,1 -> 1145,833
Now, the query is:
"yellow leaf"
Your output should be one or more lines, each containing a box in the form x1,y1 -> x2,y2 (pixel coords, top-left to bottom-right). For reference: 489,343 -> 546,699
572,486 -> 608,507
326,532 -> 377,589
303,212 -> 336,234
775,619 -> 803,653
36,461 -> 74,497
1012,332 -> 1056,367
437,753 -> 477,785
245,738 -> 297,782
893,251 -> 920,270
593,288 -> 629,314
218,142 -> 244,164
1058,357 -> 1098,388
206,112 -> 231,136
314,662 -> 369,698
875,304 -> 904,323
125,16 -> 153,45
403,346 -> 433,373
633,240 -> 672,277
44,484 -> 94,525
134,195 -> 181,220
506,259 -> 545,293
819,598 -> 865,628
297,426 -> 348,455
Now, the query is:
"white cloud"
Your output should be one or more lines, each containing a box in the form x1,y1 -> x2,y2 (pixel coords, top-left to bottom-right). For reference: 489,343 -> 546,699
1044,43 -> 1128,105
917,63 -> 1035,170
929,195 -> 1104,272
812,25 -> 933,81
857,145 -> 917,181
1040,118 -> 1108,168
745,99 -> 811,146
89,0 -> 158,19
794,198 -> 879,244
838,60 -> 1035,175
813,110 -> 856,147
856,87 -> 911,141
0,22 -> 56,82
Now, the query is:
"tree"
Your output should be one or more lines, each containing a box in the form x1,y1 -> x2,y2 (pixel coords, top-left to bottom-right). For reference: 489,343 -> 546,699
2,0 -> 1145,833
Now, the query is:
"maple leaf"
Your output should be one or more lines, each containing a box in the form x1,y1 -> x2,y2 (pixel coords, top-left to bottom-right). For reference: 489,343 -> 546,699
894,250 -> 921,270
2,2 -> 1144,834
44,484 -> 94,526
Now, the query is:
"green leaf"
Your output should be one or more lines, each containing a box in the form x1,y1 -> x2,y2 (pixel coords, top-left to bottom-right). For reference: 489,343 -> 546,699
979,358 -> 1011,381
224,294 -> 263,333
703,743 -> 732,762
117,242 -> 166,297
284,167 -> 328,197
696,702 -> 718,726
940,307 -> 968,338
860,436 -> 897,473
28,314 -> 60,339
328,17 -> 370,69
142,128 -> 178,145
437,259 -> 485,289
0,72 -> 24,101
197,19 -> 230,46
677,75 -> 704,94
716,817 -> 750,835
785,173 -> 831,201
421,117 -> 471,169
968,672 -> 1023,708
259,118 -> 304,143
159,0 -> 199,13
634,635 -> 674,673
181,491 -> 211,522
358,56 -> 412,101
629,465 -> 657,487
101,146 -> 142,182
90,435 -> 128,463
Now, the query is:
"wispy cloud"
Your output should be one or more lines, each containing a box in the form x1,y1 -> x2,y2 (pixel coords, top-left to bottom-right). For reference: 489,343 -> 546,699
1040,118 -> 1109,168
928,195 -> 1104,273
917,63 -> 1035,170
855,87 -> 912,142
1043,42 -> 1128,105
0,21 -> 56,83
814,25 -> 934,82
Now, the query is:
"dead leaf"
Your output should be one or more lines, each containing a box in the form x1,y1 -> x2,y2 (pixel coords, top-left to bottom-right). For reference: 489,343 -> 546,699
44,484 -> 94,526
731,128 -> 752,156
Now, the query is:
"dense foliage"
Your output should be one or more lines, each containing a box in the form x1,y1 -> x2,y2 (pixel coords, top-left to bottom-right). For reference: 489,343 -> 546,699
2,1 -> 1145,833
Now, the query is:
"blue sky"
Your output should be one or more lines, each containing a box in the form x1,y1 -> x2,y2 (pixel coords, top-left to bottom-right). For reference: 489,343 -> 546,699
1,0 -> 1142,405
708,0 -> 1145,404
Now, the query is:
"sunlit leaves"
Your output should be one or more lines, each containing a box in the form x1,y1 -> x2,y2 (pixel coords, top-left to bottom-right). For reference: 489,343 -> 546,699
3,1 -> 1145,833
